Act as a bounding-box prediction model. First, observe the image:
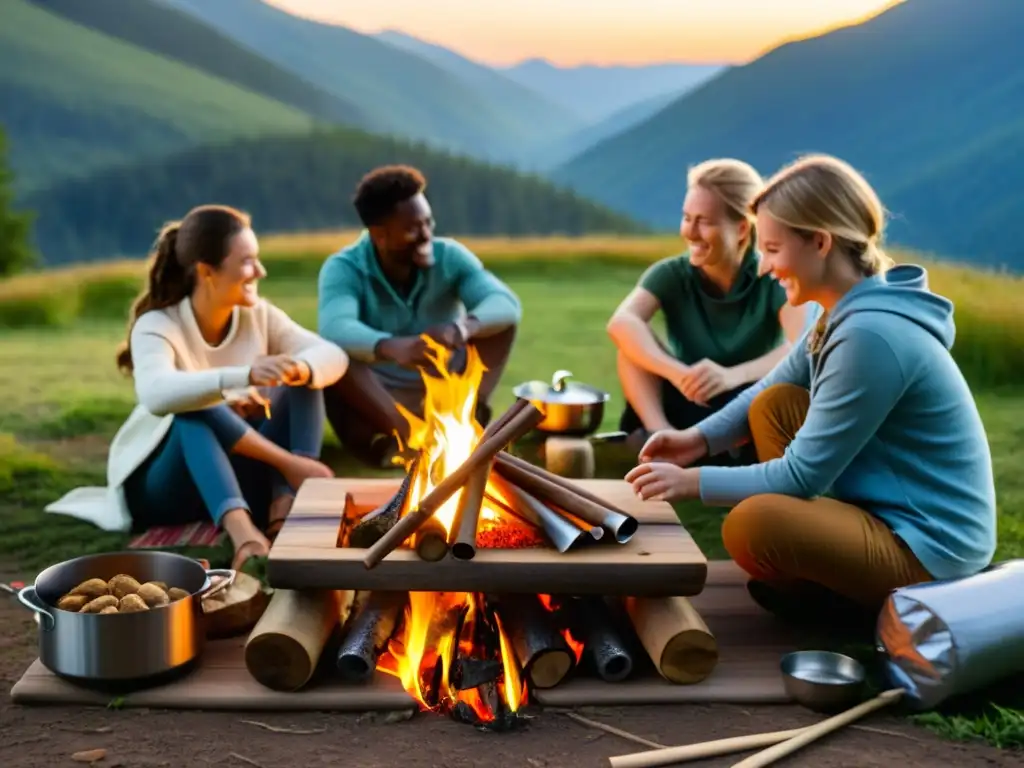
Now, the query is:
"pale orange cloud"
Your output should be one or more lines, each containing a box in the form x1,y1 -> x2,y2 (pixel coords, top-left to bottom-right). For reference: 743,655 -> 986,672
268,0 -> 902,66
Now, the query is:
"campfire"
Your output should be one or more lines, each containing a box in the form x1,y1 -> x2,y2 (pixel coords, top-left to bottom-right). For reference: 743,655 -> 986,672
335,337 -> 647,729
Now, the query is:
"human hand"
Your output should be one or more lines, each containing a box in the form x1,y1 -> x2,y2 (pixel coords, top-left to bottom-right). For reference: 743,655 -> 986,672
625,462 -> 701,502
225,388 -> 271,420
422,319 -> 469,349
638,427 -> 708,467
376,336 -> 433,369
677,358 -> 738,405
249,355 -> 309,387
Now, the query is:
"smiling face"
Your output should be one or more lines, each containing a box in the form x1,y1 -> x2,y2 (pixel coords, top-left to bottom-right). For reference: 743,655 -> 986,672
374,192 -> 436,271
755,209 -> 831,306
680,185 -> 747,269
195,227 -> 266,308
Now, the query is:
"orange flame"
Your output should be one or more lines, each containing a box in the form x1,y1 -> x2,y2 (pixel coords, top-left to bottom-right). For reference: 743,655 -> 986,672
537,594 -> 585,663
376,335 -> 526,721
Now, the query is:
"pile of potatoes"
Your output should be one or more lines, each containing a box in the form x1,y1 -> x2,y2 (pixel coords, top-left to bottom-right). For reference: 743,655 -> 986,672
56,574 -> 192,614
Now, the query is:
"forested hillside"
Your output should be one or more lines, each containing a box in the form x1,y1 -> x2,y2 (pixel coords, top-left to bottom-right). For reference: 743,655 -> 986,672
0,0 -> 314,192
28,0 -> 371,130
25,129 -> 645,264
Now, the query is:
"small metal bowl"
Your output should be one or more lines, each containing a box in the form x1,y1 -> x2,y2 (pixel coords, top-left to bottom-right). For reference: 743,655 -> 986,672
781,650 -> 867,713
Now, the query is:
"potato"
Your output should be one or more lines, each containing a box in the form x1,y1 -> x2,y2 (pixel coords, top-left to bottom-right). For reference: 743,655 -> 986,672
99,605 -> 119,614
56,594 -> 89,612
118,593 -> 149,613
137,582 -> 170,607
69,578 -> 109,599
81,595 -> 119,613
108,574 -> 142,599
150,581 -> 168,592
167,587 -> 190,602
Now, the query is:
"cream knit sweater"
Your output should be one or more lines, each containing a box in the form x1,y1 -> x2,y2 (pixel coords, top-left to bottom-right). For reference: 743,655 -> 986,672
46,297 -> 349,532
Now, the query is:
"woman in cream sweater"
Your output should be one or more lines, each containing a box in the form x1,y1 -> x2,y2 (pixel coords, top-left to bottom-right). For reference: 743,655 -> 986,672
107,204 -> 349,570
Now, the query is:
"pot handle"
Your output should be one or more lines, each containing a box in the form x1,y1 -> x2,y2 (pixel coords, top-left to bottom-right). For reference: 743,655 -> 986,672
199,568 -> 236,602
7,584 -> 55,632
551,369 -> 573,393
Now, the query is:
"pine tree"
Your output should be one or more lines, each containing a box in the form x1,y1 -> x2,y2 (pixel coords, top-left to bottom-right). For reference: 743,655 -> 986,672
0,126 -> 38,277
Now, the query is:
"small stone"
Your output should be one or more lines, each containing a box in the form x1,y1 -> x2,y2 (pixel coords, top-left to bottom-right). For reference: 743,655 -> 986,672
71,748 -> 106,763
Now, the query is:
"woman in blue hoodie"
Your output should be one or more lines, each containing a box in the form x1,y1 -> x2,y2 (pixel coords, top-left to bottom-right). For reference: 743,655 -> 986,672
625,154 -> 997,621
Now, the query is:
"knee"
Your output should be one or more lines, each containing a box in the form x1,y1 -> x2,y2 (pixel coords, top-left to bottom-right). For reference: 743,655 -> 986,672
280,384 -> 325,416
748,383 -> 808,430
722,494 -> 796,563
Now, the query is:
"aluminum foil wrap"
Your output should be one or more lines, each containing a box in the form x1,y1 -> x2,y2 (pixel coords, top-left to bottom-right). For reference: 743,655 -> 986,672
876,559 -> 1024,710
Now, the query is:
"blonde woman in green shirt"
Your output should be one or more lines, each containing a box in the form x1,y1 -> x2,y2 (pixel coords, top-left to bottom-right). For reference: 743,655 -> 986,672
607,159 -> 807,452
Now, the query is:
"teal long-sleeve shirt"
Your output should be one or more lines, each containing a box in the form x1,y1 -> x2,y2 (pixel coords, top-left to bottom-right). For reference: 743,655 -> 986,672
317,232 -> 521,385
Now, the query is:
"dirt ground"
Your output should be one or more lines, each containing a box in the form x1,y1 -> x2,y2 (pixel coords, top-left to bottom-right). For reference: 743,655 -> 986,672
2,582 -> 1019,768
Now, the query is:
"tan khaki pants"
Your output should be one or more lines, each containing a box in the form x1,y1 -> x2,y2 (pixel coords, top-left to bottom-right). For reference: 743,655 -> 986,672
721,384 -> 933,607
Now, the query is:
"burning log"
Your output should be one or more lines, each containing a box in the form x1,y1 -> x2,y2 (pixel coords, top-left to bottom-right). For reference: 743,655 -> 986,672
490,593 -> 574,689
563,596 -> 635,683
348,459 -> 419,548
450,462 -> 490,561
486,472 -> 595,553
494,452 -> 639,543
623,596 -> 719,684
363,402 -> 544,569
336,591 -> 406,683
245,589 -> 352,692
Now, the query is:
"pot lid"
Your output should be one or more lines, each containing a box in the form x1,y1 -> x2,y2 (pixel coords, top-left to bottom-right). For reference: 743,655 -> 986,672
512,369 -> 609,405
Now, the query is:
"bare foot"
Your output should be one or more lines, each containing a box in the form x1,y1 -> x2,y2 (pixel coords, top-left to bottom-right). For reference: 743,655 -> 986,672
281,455 -> 334,493
231,537 -> 270,572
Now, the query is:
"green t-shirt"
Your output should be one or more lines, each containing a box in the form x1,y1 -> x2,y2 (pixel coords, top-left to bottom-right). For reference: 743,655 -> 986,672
639,248 -> 787,368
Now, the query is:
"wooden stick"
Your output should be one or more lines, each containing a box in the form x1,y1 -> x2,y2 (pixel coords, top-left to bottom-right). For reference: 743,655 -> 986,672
497,451 -> 634,519
482,397 -> 530,437
608,727 -> 809,768
730,689 -> 905,768
363,403 -> 544,569
451,461 -> 490,560
494,454 -> 639,543
561,711 -> 668,750
414,517 -> 450,562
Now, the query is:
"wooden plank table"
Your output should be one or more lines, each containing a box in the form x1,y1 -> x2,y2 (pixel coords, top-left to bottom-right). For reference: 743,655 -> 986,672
267,477 -> 708,596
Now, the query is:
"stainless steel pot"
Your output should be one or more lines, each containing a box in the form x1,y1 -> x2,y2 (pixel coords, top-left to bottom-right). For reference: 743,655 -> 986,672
512,370 -> 610,437
11,550 -> 234,685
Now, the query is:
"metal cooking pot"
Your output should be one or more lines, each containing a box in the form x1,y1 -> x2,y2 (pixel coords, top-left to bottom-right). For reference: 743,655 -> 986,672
512,370 -> 610,437
11,550 -> 234,686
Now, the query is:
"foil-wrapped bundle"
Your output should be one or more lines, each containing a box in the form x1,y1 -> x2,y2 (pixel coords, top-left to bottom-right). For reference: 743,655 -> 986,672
876,559 -> 1024,710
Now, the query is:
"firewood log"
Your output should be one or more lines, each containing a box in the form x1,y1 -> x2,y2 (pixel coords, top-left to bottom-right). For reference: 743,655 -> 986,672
244,588 -> 353,691
623,595 -> 718,684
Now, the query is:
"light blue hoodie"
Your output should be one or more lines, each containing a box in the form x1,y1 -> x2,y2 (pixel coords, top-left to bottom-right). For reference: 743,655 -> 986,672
696,265 -> 997,581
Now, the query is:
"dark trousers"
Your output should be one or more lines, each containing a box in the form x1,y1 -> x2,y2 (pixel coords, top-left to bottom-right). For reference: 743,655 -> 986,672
124,386 -> 325,532
619,378 -> 751,434
324,326 -> 516,466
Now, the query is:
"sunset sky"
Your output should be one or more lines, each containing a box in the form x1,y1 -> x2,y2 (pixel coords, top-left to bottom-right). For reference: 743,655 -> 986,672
269,0 -> 902,66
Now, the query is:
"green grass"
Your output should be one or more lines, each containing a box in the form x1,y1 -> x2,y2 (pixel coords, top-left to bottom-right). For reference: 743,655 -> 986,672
0,242 -> 1022,750
1,0 -> 314,191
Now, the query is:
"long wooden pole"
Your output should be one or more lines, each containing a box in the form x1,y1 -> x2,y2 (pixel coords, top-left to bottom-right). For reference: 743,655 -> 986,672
730,689 -> 905,768
608,726 -> 810,768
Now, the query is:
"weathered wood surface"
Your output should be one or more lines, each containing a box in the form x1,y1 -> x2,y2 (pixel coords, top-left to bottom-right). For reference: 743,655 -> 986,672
266,478 -> 708,596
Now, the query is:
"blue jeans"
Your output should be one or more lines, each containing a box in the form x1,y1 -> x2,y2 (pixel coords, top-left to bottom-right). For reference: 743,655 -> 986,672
124,386 -> 325,532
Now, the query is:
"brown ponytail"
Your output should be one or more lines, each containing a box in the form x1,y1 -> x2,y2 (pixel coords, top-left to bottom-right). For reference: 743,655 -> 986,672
115,204 -> 251,375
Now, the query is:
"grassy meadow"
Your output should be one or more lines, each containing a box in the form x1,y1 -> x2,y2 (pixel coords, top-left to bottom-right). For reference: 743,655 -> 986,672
1,233 -> 1023,748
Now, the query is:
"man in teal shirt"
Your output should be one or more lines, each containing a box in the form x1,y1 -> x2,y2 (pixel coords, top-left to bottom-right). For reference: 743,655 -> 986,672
317,164 -> 521,466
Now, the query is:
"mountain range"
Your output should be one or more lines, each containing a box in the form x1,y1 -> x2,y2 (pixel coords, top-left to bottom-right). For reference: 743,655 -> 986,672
2,0 -> 1021,270
554,0 -> 1024,270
